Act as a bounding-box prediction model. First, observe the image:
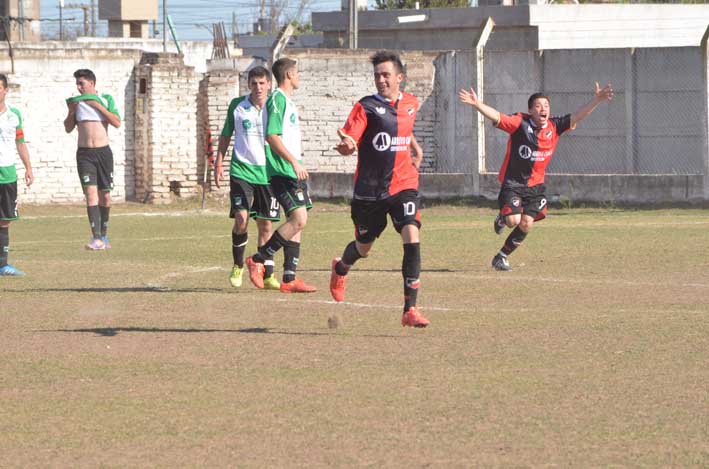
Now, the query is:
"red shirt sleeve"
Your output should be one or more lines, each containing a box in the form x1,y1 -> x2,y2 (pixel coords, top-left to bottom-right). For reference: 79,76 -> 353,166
339,102 -> 368,144
496,113 -> 523,134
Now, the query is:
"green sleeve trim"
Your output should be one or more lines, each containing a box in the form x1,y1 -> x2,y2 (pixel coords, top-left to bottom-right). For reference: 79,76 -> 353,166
266,91 -> 286,137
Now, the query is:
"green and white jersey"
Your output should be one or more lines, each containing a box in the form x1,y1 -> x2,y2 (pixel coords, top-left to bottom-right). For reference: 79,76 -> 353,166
265,88 -> 302,180
220,95 -> 269,185
0,106 -> 24,184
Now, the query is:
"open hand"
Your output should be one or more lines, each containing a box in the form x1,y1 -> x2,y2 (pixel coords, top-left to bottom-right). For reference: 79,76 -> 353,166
595,82 -> 614,102
458,87 -> 479,107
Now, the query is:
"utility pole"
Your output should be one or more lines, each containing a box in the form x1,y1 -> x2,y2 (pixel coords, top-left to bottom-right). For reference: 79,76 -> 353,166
162,0 -> 166,52
347,0 -> 357,49
18,0 -> 25,41
90,0 -> 96,36
64,3 -> 91,37
59,0 -> 64,40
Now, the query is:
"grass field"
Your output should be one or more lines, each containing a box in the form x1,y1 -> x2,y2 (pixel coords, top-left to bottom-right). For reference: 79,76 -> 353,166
1,200 -> 708,467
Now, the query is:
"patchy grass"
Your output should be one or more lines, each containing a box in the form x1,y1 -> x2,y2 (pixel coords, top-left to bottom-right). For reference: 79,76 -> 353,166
1,201 -> 708,466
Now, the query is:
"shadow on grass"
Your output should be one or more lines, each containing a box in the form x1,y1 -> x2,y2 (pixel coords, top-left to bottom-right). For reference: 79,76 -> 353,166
39,326 -> 403,339
6,287 -> 225,294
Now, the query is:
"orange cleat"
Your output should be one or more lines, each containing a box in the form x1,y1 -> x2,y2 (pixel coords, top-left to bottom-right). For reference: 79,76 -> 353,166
280,278 -> 317,293
245,256 -> 265,289
401,307 -> 430,328
329,258 -> 347,302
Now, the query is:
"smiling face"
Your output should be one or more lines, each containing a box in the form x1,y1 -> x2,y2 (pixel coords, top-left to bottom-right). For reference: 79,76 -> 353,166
373,61 -> 403,101
528,96 -> 550,127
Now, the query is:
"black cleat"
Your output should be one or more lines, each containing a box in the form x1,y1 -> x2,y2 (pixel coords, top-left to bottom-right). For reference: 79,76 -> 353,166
494,213 -> 506,235
491,254 -> 512,271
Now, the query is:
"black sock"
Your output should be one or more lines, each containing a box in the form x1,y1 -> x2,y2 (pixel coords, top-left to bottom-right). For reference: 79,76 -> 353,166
283,241 -> 300,283
87,205 -> 101,239
402,242 -> 421,311
337,240 -> 362,276
254,230 -> 287,264
0,226 -> 9,267
232,232 -> 248,267
264,257 -> 275,278
501,226 -> 528,256
99,206 -> 110,237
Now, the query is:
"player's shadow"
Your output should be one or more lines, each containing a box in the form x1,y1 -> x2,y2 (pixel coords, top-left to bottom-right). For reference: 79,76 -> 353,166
302,268 -> 455,273
42,326 -> 402,338
12,287 -> 224,294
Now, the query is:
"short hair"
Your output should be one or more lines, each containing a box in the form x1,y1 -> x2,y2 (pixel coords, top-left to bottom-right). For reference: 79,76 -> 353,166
528,92 -> 550,110
73,69 -> 97,83
0,74 -> 7,89
247,66 -> 272,83
370,50 -> 404,75
271,58 -> 297,85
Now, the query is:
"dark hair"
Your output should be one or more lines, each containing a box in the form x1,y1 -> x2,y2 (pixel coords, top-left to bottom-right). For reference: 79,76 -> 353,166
528,92 -> 550,110
370,50 -> 404,75
247,66 -> 272,83
73,69 -> 97,83
0,74 -> 7,88
271,58 -> 297,85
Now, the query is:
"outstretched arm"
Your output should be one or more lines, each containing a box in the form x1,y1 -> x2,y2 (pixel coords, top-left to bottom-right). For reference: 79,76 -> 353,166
459,87 -> 501,125
571,82 -> 613,128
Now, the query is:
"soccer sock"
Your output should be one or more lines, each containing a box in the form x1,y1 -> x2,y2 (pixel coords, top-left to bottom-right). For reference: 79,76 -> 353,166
0,226 -> 9,267
336,241 -> 362,276
283,240 -> 300,283
87,205 -> 101,239
402,242 -> 421,312
99,206 -> 110,237
253,230 -> 287,264
264,258 -> 275,278
232,232 -> 248,267
501,226 -> 528,256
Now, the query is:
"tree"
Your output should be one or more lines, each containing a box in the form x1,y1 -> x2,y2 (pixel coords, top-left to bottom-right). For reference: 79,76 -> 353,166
375,0 -> 469,9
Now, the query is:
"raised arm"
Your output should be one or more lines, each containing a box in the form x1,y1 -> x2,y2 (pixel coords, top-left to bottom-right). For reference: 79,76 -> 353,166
571,82 -> 613,128
459,87 -> 501,125
86,100 -> 121,128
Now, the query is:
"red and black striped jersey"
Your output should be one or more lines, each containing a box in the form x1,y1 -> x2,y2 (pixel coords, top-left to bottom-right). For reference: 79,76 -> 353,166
497,112 -> 572,188
339,92 -> 419,201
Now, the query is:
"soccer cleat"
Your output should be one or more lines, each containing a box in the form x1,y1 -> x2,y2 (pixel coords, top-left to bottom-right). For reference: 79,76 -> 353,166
245,256 -> 265,289
491,253 -> 512,271
0,264 -> 26,276
329,257 -> 347,302
494,213 -> 507,235
280,278 -> 317,293
101,236 -> 111,249
85,238 -> 106,251
229,265 -> 244,288
401,306 -> 429,328
263,275 -> 281,290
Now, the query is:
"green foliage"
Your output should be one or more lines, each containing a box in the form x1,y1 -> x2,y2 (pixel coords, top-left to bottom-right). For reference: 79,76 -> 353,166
375,0 -> 469,10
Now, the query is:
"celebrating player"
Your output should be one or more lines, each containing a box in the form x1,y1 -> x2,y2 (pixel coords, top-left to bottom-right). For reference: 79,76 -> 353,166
245,58 -> 316,293
459,82 -> 613,271
215,66 -> 281,290
330,50 -> 429,328
64,69 -> 121,250
0,74 -> 34,276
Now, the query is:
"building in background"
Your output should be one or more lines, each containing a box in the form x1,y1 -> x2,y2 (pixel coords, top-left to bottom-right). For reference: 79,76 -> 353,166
99,0 -> 157,38
0,0 -> 41,42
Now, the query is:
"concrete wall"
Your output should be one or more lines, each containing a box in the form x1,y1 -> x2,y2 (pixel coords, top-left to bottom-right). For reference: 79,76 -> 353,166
313,4 -> 709,51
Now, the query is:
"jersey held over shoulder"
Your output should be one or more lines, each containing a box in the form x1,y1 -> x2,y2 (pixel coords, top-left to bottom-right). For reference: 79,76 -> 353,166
339,92 -> 419,201
497,112 -> 572,188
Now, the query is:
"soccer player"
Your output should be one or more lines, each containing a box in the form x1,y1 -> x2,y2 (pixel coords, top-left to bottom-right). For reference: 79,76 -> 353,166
330,50 -> 430,328
214,66 -> 281,290
459,82 -> 613,271
64,69 -> 121,250
245,57 -> 316,293
0,74 -> 34,276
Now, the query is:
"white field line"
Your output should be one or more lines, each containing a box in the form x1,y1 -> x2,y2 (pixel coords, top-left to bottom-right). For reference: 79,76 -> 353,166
272,297 -> 454,312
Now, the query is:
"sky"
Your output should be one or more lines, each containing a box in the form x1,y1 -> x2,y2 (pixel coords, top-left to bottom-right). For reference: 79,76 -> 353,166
39,0 -> 360,41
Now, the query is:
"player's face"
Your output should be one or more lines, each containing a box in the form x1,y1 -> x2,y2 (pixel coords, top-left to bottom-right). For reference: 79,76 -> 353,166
287,66 -> 300,90
76,77 -> 96,95
373,61 -> 403,100
0,83 -> 7,103
249,75 -> 271,105
529,97 -> 550,127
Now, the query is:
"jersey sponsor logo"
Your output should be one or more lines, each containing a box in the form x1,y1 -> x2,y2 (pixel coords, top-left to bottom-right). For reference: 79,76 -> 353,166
519,145 -> 552,162
242,119 -> 252,130
375,106 -> 386,115
372,132 -> 411,152
519,145 -> 533,160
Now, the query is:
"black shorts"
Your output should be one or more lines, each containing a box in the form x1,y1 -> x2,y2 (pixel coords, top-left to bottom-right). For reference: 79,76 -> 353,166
0,181 -> 18,220
229,177 -> 281,221
498,185 -> 548,221
76,146 -> 114,192
270,176 -> 313,215
351,189 -> 422,243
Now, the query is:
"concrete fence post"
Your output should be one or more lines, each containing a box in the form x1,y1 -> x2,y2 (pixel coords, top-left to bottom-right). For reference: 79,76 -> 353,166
702,27 -> 709,200
624,48 -> 636,174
